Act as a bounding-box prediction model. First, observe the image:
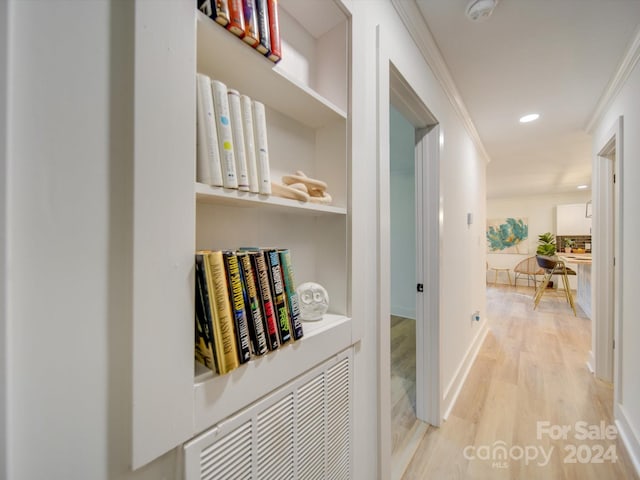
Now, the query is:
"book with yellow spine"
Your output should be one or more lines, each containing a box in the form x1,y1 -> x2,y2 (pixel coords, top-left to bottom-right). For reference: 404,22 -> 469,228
202,250 -> 240,374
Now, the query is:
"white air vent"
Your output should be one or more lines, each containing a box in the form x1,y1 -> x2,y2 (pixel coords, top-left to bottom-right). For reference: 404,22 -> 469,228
183,349 -> 352,480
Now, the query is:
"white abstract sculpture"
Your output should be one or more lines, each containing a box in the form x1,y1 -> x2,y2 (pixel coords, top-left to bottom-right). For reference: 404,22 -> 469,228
296,282 -> 329,321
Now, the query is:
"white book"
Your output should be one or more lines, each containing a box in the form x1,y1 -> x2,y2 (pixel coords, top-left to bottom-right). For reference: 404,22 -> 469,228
195,73 -> 223,186
211,79 -> 238,189
227,89 -> 250,191
252,100 -> 271,195
240,94 -> 260,193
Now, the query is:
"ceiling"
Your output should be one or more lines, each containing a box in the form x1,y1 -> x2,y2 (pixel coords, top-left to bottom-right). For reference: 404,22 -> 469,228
414,0 -> 640,198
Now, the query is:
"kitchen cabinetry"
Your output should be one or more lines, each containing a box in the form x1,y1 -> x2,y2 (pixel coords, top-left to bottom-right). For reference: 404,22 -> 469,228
556,203 -> 592,235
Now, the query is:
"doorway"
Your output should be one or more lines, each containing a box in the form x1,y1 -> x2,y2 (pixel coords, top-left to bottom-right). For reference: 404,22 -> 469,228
593,116 -> 623,403
382,60 -> 441,480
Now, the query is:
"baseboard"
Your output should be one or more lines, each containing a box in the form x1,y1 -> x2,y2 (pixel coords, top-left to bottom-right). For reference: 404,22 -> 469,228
442,321 -> 489,420
615,402 -> 640,477
390,306 -> 416,320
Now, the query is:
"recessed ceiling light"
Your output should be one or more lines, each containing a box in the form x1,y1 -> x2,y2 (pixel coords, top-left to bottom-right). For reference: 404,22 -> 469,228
577,185 -> 588,190
519,113 -> 540,123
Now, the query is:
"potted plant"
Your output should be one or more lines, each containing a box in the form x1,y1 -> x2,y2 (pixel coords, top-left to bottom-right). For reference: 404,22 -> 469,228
563,238 -> 575,253
536,232 -> 557,257
536,232 -> 557,288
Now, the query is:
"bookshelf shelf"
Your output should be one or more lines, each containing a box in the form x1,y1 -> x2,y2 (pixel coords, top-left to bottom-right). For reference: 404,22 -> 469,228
195,182 -> 347,216
196,11 -> 346,129
192,314 -> 352,432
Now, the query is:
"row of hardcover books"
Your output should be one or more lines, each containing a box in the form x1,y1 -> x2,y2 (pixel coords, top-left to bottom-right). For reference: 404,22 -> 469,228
196,73 -> 272,194
195,248 -> 304,375
197,0 -> 282,63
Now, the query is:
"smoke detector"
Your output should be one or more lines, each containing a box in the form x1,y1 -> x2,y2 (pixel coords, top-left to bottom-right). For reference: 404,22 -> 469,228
466,0 -> 498,22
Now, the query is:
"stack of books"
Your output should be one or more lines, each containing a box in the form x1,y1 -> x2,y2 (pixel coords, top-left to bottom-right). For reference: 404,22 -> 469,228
197,0 -> 282,63
195,248 -> 304,375
196,73 -> 272,195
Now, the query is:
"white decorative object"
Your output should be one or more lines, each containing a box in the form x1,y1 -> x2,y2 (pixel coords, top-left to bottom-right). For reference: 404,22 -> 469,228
296,282 -> 329,321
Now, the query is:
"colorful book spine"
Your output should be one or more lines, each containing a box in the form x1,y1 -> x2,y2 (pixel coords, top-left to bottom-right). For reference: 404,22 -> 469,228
266,249 -> 292,344
240,94 -> 260,193
266,0 -> 281,63
215,0 -> 231,26
227,89 -> 250,191
195,254 -> 217,371
227,0 -> 246,37
252,100 -> 271,194
255,0 -> 271,55
211,80 -> 238,189
279,249 -> 304,340
223,252 -> 252,363
203,250 -> 240,374
196,73 -> 223,187
250,251 -> 280,350
238,251 -> 268,355
242,0 -> 260,47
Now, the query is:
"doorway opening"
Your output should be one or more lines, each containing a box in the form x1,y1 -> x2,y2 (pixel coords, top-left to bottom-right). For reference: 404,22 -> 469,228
593,116 -> 623,405
383,62 -> 441,480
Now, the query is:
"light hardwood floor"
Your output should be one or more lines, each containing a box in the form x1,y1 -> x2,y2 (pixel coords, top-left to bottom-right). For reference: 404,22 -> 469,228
391,315 -> 429,479
398,285 -> 639,480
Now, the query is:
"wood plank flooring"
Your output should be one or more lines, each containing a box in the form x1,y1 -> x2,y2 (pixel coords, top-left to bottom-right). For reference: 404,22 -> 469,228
398,285 -> 639,480
391,315 -> 430,480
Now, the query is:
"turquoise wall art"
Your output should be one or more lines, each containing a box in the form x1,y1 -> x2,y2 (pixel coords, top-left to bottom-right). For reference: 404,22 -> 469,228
486,217 -> 529,254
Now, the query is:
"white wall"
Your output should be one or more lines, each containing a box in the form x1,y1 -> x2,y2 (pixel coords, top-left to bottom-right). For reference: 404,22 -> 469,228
4,1 -> 488,479
0,0 -> 8,475
6,1 -> 175,479
350,2 -> 487,477
390,105 -> 416,319
487,191 -> 591,285
593,55 -> 640,471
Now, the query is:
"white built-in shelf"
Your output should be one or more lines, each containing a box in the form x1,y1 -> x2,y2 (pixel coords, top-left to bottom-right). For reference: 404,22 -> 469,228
195,182 -> 347,216
192,313 -> 352,431
196,11 -> 346,129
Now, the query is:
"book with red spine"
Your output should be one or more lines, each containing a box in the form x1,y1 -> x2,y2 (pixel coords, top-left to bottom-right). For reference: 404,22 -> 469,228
242,0 -> 260,47
266,0 -> 281,63
249,250 -> 280,351
226,0 -> 246,37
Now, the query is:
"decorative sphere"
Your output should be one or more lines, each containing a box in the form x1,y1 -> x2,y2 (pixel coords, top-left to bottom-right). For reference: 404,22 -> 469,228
296,282 -> 329,321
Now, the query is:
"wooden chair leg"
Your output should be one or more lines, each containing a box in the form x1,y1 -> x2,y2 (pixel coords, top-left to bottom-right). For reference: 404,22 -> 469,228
534,273 -> 552,309
562,271 -> 577,316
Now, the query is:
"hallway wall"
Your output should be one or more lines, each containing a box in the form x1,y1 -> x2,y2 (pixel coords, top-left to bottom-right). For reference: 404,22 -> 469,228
592,52 -> 640,473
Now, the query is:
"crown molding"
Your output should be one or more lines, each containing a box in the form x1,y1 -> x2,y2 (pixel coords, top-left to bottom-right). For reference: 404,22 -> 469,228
391,0 -> 491,164
585,24 -> 640,134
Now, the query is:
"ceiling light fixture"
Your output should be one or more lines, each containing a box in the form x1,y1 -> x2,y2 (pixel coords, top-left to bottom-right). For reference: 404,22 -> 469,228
466,0 -> 498,22
577,185 -> 588,190
519,113 -> 540,123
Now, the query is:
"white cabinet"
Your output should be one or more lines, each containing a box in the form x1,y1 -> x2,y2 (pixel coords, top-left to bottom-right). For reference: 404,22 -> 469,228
132,0 -> 353,469
556,203 -> 592,235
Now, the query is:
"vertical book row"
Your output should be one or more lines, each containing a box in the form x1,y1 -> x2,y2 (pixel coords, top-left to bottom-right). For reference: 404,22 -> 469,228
196,73 -> 272,194
197,0 -> 282,63
195,248 -> 304,376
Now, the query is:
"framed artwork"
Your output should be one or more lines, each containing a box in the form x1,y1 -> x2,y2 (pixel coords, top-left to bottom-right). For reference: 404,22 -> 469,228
487,217 -> 529,254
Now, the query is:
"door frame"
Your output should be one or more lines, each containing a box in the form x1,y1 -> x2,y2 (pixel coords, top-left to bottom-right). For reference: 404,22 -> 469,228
376,25 -> 442,478
592,116 -> 623,399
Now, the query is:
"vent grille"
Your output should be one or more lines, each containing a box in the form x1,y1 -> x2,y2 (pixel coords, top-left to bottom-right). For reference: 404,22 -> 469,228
184,349 -> 352,480
200,421 -> 252,480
